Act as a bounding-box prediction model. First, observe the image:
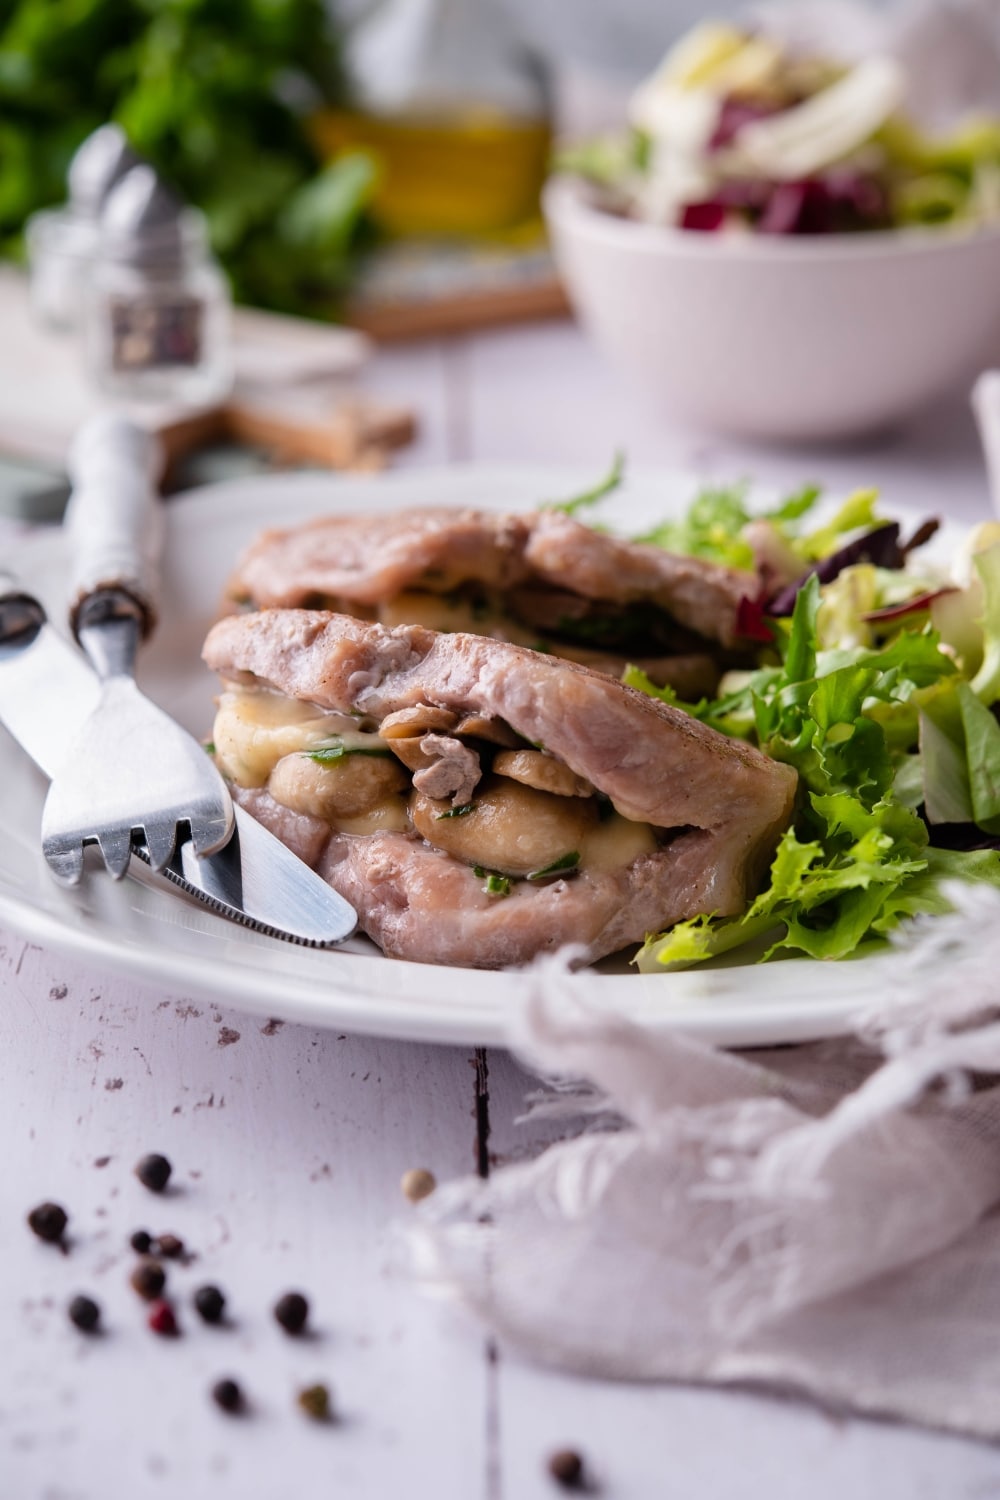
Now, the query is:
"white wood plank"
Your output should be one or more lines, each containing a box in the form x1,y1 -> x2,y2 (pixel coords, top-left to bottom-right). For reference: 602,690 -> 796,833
0,930 -> 491,1498
358,338 -> 455,466
496,1362 -> 1000,1500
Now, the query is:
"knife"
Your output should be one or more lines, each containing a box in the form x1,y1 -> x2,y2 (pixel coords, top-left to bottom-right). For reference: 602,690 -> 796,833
0,569 -> 357,947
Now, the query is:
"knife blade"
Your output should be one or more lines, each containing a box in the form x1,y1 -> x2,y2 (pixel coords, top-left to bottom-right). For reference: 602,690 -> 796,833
0,570 -> 357,947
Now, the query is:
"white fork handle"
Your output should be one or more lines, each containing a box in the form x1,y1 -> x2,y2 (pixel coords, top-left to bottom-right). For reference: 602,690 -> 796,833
65,413 -> 166,640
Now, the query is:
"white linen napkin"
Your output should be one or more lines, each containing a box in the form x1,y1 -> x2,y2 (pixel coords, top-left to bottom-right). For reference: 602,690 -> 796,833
408,882 -> 1000,1441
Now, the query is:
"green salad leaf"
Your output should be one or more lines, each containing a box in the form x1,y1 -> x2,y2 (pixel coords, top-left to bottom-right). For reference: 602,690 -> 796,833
920,680 -> 1000,833
634,481 -> 820,569
278,454 -> 997,978
635,570 -> 1000,973
563,42 -> 1000,236
970,540 -> 1000,704
634,482 -> 758,568
794,488 -> 879,561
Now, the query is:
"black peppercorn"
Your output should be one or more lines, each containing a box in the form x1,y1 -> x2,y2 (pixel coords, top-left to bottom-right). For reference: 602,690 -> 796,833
211,1378 -> 244,1415
27,1201 -> 68,1244
68,1295 -> 100,1333
194,1285 -> 226,1324
135,1154 -> 172,1193
130,1229 -> 153,1254
130,1259 -> 166,1301
273,1291 -> 309,1335
547,1450 -> 585,1490
154,1233 -> 185,1260
297,1383 -> 331,1421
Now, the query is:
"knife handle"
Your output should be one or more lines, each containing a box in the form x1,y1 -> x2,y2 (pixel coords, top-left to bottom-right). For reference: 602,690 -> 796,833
65,413 -> 166,641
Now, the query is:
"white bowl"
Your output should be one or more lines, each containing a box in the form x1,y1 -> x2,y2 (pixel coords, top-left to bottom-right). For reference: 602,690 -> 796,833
544,175 -> 1000,442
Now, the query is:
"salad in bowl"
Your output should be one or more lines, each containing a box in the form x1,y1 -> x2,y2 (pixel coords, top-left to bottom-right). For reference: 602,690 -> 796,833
562,20 -> 1000,237
543,23 -> 1000,441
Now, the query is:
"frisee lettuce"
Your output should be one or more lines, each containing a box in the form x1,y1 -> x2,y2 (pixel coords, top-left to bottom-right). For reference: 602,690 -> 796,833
632,482 -> 898,576
635,575 -> 1000,972
557,463 -> 1000,970
795,488 -> 880,562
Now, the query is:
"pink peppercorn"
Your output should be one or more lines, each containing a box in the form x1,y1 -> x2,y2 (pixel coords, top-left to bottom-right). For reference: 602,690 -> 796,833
148,1299 -> 178,1336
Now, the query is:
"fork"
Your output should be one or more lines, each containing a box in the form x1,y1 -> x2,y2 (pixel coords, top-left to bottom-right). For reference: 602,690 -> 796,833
41,414 -> 234,884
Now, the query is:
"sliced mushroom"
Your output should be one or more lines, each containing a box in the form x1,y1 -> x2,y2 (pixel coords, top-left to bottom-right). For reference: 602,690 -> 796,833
213,687 -> 372,788
410,775 -> 598,878
379,704 -> 459,739
385,735 -> 430,775
334,799 -> 409,836
268,750 -> 407,822
377,591 -> 486,633
492,749 -> 594,799
454,714 -> 524,747
580,812 -> 657,872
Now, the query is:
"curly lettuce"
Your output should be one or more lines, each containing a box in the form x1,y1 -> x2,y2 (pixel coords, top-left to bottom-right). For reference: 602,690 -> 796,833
635,576 -> 1000,972
634,481 -> 824,571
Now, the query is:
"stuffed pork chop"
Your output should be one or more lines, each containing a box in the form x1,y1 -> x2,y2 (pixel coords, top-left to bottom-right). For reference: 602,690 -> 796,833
223,507 -> 759,697
203,611 -> 797,969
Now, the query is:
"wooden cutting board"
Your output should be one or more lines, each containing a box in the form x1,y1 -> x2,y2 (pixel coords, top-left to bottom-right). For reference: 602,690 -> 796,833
344,235 -> 569,340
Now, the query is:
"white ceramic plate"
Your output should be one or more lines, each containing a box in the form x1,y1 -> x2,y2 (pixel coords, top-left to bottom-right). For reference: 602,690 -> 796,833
0,465 -> 914,1047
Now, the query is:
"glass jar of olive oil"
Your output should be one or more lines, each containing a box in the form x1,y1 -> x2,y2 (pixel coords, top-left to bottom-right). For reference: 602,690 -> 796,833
316,0 -> 551,238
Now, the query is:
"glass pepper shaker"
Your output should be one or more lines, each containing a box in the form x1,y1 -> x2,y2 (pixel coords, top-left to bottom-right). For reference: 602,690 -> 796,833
25,124 -> 141,331
84,165 -> 233,406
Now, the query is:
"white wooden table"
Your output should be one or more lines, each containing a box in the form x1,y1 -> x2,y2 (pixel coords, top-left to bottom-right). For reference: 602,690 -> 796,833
4,320 -> 1000,1499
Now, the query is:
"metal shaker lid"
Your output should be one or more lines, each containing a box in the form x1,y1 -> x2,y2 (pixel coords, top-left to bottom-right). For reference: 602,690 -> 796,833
100,165 -> 205,267
67,124 -> 142,220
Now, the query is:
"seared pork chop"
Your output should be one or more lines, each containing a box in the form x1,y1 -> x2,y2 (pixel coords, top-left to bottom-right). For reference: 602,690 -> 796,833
229,509 -> 531,609
224,505 -> 757,692
203,612 -> 796,969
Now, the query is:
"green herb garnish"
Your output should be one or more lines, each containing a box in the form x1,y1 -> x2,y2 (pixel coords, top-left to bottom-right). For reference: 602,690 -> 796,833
527,852 -> 580,881
545,451 -> 625,516
307,740 -> 391,764
473,867 -> 511,897
436,803 -> 476,819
